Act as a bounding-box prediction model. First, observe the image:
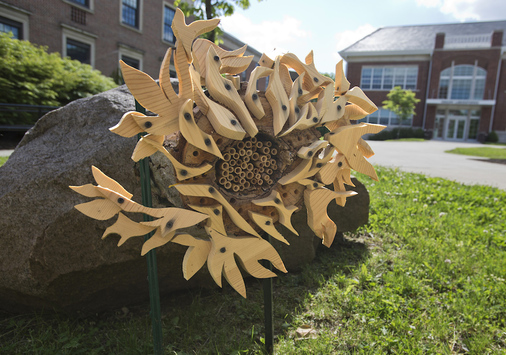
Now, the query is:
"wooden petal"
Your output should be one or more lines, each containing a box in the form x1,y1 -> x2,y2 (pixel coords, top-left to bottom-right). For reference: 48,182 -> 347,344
280,51 -> 332,91
109,111 -> 144,137
265,58 -> 290,136
141,229 -> 175,256
220,56 -> 253,75
244,66 -> 273,119
74,199 -> 121,221
172,234 -> 212,280
159,48 -> 178,104
207,228 -> 286,297
171,8 -> 220,61
92,166 -> 133,199
252,190 -> 298,235
120,61 -> 171,117
178,99 -> 223,159
188,204 -> 226,235
297,140 -> 329,160
190,66 -> 247,140
131,134 -> 164,161
133,135 -> 213,181
304,187 -> 356,247
345,86 -> 378,114
279,103 -> 317,137
174,184 -> 260,237
205,46 -> 257,137
103,212 -> 156,246
325,123 -> 385,181
69,184 -> 104,198
140,207 -> 209,238
334,60 -> 350,95
259,53 -> 274,68
248,211 -> 289,245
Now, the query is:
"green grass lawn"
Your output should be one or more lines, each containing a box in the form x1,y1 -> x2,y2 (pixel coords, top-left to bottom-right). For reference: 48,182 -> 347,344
1,167 -> 505,354
0,156 -> 8,166
446,147 -> 506,160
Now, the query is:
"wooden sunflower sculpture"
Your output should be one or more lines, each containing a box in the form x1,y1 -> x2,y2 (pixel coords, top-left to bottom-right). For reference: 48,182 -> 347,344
71,9 -> 385,297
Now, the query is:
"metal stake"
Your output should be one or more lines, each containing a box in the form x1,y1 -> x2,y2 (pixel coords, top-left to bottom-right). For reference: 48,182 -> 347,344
262,233 -> 274,354
136,101 -> 163,355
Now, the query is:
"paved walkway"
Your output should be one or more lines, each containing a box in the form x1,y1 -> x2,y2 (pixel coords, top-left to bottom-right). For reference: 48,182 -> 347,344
367,140 -> 506,190
0,150 -> 14,157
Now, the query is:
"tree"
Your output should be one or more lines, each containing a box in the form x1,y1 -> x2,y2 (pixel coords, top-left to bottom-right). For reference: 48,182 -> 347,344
0,32 -> 117,124
382,86 -> 420,139
174,0 -> 260,43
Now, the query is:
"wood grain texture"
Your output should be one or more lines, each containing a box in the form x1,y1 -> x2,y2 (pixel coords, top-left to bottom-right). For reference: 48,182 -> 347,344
248,211 -> 290,245
252,190 -> 298,235
175,184 -> 260,237
188,204 -> 226,235
207,228 -> 286,298
132,134 -> 213,181
280,51 -> 332,91
265,58 -> 290,136
325,123 -> 385,181
190,66 -> 247,140
245,66 -> 273,119
205,46 -> 258,137
171,8 -> 220,61
334,60 -> 350,95
304,187 -> 357,247
178,98 -> 223,159
345,86 -> 378,114
171,234 -> 212,280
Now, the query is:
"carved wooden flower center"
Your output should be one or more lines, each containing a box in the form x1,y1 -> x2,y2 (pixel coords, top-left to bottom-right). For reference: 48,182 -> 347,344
216,135 -> 279,193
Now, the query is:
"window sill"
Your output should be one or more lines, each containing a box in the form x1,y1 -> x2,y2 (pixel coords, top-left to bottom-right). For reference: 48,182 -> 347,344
121,22 -> 142,34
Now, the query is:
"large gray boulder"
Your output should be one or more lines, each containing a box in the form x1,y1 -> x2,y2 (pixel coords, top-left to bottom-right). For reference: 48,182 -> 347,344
0,85 -> 369,313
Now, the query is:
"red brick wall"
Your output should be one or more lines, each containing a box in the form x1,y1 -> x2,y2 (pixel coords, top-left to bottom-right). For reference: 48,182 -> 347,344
493,58 -> 506,131
346,60 -> 429,127
2,0 -> 177,78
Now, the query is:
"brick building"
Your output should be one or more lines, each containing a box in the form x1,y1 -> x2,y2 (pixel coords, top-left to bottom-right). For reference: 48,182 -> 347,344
0,0 -> 262,84
339,21 -> 506,142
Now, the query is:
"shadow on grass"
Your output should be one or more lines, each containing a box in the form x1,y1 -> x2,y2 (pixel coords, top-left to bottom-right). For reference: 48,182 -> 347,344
0,235 -> 369,354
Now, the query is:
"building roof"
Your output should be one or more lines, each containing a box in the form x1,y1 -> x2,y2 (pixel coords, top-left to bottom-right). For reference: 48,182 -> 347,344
340,20 -> 506,58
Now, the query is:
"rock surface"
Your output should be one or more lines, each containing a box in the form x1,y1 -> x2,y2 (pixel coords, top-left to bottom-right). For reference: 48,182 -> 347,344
0,85 -> 369,313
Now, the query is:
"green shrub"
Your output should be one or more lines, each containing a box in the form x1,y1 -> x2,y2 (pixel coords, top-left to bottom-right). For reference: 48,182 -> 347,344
0,32 -> 117,125
368,127 -> 425,141
486,130 -> 499,143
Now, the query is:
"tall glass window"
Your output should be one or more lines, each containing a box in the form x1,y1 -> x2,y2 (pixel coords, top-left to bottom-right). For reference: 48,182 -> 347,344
66,38 -> 91,64
0,16 -> 22,39
361,66 -> 418,90
438,64 -> 487,100
122,0 -> 140,28
163,6 -> 175,43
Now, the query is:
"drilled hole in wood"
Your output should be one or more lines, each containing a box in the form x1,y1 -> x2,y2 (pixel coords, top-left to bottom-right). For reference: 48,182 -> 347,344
193,151 -> 199,157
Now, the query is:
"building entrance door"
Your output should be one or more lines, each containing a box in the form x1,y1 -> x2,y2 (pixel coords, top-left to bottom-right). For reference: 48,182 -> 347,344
446,117 -> 466,140
434,108 -> 481,141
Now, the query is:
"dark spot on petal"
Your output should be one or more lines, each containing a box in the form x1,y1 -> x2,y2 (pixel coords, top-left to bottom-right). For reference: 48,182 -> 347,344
213,209 -> 220,215
220,247 -> 226,253
213,55 -> 219,61
180,170 -> 188,176
184,113 -> 192,121
204,138 -> 211,146
225,84 -> 231,90
312,117 -> 318,123
265,221 -> 271,225
274,198 -> 281,204
208,187 -> 215,193
282,105 -> 287,111
144,121 -> 152,128
117,198 -> 124,204
231,119 -> 237,125
166,220 -> 174,229
252,93 -> 258,100
338,161 -> 343,167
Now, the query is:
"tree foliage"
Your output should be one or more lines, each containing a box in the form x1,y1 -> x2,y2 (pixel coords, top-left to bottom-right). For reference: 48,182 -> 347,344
174,0 -> 259,43
382,86 -> 420,123
0,32 -> 116,117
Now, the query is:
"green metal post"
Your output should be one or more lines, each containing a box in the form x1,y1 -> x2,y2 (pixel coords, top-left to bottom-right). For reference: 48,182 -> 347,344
262,233 -> 274,354
136,101 -> 164,355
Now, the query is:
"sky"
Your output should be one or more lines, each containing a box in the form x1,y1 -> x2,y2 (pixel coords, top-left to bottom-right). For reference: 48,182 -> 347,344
218,0 -> 506,75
